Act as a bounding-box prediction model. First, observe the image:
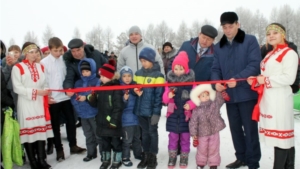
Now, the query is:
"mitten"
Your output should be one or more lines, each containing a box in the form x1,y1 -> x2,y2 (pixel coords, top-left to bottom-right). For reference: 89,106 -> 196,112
221,91 -> 230,101
87,93 -> 97,102
166,99 -> 177,118
184,110 -> 192,122
151,115 -> 160,125
193,137 -> 199,147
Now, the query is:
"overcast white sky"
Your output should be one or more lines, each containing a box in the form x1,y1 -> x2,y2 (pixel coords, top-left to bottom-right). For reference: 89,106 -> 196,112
0,0 -> 299,48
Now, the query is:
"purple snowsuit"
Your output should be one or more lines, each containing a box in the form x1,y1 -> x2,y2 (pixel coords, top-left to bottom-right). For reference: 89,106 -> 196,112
189,92 -> 226,167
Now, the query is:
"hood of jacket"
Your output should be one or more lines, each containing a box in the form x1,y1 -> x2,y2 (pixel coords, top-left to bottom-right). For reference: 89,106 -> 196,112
78,58 -> 97,82
167,69 -> 195,83
162,48 -> 178,59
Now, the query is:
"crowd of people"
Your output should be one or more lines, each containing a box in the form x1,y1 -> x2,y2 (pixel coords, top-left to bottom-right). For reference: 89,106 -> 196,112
1,11 -> 298,169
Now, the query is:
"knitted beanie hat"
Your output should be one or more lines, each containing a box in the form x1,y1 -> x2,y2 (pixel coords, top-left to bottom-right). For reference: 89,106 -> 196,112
99,59 -> 116,79
172,51 -> 190,73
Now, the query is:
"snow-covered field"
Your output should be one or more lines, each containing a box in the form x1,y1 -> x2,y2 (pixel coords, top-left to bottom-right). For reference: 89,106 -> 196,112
14,105 -> 300,169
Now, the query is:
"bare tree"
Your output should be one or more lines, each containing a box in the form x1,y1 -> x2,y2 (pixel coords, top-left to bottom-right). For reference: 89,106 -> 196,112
290,7 -> 300,53
24,31 -> 39,45
9,38 -> 16,46
215,27 -> 224,43
269,7 -> 279,23
143,24 -> 156,46
253,10 -> 268,45
154,21 -> 174,49
115,32 -> 128,54
102,27 -> 114,52
86,25 -> 103,51
174,21 -> 189,48
42,25 -> 54,46
189,20 -> 201,38
276,4 -> 294,41
73,27 -> 81,39
235,7 -> 255,34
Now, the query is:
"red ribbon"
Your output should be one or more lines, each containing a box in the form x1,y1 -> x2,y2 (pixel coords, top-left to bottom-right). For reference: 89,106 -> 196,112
251,78 -> 264,122
49,79 -> 247,93
43,96 -> 51,121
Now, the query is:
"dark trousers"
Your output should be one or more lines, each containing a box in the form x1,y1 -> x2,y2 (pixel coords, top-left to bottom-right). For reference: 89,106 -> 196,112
226,100 -> 261,168
138,116 -> 159,154
101,136 -> 122,152
122,125 -> 142,159
49,100 -> 76,151
81,117 -> 99,156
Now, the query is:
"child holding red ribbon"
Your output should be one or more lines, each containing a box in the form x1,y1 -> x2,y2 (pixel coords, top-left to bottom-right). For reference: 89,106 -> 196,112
162,51 -> 195,168
188,84 -> 226,169
88,59 -> 124,169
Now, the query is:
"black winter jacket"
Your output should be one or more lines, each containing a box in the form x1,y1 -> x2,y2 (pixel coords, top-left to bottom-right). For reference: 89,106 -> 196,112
63,44 -> 107,89
88,79 -> 124,137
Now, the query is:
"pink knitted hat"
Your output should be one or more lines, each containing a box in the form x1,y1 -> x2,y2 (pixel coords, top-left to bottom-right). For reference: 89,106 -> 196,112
172,51 -> 190,73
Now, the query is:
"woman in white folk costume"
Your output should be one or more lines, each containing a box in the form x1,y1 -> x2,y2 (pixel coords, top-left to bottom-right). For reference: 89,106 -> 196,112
248,23 -> 297,169
11,42 -> 53,169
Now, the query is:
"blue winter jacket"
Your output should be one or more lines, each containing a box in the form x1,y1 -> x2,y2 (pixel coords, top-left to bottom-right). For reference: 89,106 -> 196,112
70,58 -> 99,118
133,62 -> 165,117
211,29 -> 261,103
176,37 -> 215,81
119,66 -> 139,127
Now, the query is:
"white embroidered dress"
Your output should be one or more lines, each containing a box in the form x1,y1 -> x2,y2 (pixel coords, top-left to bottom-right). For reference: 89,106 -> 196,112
259,44 -> 298,149
11,60 -> 53,144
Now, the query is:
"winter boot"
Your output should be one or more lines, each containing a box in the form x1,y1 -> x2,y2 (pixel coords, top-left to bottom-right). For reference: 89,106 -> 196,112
285,147 -> 295,169
210,166 -> 218,169
137,152 -> 149,169
70,145 -> 87,154
168,150 -> 177,168
197,166 -> 205,169
273,147 -> 289,169
147,153 -> 158,169
179,152 -> 189,168
24,143 -> 39,169
110,152 -> 122,169
122,158 -> 133,167
36,141 -> 51,169
46,138 -> 54,155
100,151 -> 111,169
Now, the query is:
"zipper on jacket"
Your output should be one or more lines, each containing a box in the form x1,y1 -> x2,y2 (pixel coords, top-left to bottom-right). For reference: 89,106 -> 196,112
135,45 -> 139,71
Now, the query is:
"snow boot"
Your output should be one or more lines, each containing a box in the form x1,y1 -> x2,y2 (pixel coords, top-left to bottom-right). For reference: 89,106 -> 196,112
24,143 -> 39,169
110,152 -> 122,169
285,147 -> 295,169
100,151 -> 111,169
36,141 -> 51,169
137,152 -> 149,169
147,153 -> 157,169
179,152 -> 188,168
168,150 -> 177,168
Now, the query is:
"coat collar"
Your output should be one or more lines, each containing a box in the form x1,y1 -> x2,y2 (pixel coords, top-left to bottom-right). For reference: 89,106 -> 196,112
220,29 -> 245,48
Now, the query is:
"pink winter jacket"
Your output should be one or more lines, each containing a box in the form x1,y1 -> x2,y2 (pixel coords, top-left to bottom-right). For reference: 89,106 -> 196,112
189,92 -> 226,137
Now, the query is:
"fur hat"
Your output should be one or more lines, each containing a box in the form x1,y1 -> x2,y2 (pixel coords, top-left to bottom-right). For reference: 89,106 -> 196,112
80,61 -> 91,71
99,59 -> 116,79
139,47 -> 156,64
128,26 -> 142,36
190,84 -> 216,106
220,12 -> 238,25
172,51 -> 190,74
162,42 -> 173,50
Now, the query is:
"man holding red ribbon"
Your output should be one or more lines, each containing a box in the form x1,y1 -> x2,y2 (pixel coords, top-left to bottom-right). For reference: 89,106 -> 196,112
211,12 -> 262,169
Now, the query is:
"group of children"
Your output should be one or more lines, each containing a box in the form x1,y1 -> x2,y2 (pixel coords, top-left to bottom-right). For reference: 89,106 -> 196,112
72,47 -> 226,169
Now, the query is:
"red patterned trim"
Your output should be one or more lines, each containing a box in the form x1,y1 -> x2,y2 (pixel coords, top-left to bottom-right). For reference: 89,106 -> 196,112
15,63 -> 25,75
276,49 -> 291,63
265,77 -> 271,88
20,124 -> 52,136
41,64 -> 44,72
32,89 -> 37,100
259,127 -> 294,139
260,113 -> 273,119
26,115 -> 45,121
24,62 -> 39,82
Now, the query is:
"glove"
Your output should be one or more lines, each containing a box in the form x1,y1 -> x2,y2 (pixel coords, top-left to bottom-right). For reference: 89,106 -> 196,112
87,93 -> 97,102
109,123 -> 117,129
184,110 -> 192,122
166,102 -> 177,118
151,115 -> 160,125
221,91 -> 230,101
193,137 -> 199,147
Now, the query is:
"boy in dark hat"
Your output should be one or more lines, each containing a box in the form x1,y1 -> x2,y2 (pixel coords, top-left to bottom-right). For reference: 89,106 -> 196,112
211,11 -> 261,169
88,59 -> 124,169
133,47 -> 165,169
70,58 -> 100,162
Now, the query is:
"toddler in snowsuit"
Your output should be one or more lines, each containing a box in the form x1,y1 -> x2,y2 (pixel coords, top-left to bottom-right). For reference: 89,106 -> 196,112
188,84 -> 226,169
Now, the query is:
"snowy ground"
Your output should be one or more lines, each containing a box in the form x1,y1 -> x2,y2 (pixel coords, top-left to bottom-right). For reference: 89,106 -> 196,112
14,105 -> 300,169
